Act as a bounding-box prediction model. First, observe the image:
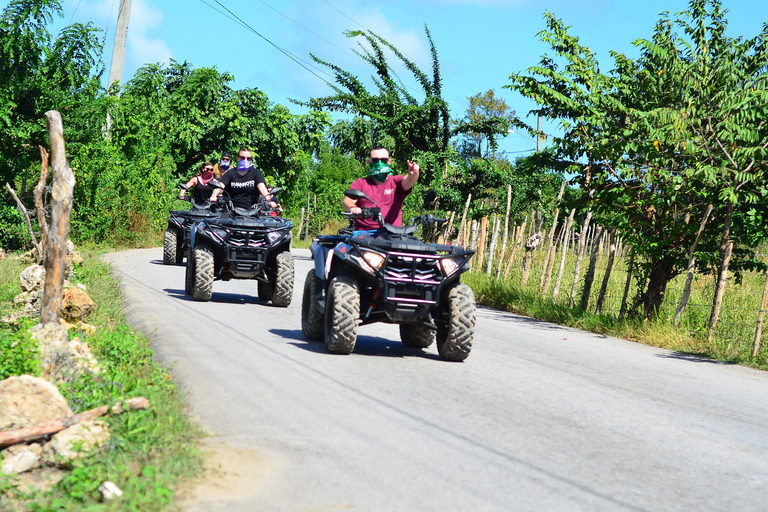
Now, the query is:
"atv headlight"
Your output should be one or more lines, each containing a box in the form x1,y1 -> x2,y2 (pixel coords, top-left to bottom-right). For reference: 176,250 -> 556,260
362,251 -> 385,270
268,230 -> 284,243
439,256 -> 462,276
210,227 -> 229,241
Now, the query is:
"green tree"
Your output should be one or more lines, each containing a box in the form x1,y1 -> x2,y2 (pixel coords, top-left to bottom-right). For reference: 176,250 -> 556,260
506,0 -> 768,318
456,89 -> 517,161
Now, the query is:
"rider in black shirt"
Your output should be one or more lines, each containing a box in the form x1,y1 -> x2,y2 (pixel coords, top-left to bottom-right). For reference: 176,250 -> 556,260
210,148 -> 277,211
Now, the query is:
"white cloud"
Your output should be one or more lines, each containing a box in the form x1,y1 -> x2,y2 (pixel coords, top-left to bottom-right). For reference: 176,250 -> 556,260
124,0 -> 173,67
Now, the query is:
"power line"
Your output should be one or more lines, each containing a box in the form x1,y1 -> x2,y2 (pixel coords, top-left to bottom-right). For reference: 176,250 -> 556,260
199,0 -> 338,89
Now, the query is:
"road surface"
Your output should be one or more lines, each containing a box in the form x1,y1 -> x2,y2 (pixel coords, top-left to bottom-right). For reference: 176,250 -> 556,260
104,248 -> 768,511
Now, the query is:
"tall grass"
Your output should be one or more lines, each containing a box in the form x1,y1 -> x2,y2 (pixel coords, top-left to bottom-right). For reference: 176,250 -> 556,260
462,226 -> 768,370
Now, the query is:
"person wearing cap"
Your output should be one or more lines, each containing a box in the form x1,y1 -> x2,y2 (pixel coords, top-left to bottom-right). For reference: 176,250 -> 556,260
343,145 -> 420,230
213,151 -> 233,179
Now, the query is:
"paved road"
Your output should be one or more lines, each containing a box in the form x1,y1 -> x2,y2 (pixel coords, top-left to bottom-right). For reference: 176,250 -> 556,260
105,248 -> 768,512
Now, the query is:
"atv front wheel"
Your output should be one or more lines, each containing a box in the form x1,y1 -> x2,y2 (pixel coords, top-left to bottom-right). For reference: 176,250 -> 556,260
301,269 -> 324,341
184,253 -> 195,295
191,246 -> 214,301
399,323 -> 435,348
163,229 -> 182,265
436,283 -> 475,361
271,251 -> 294,307
324,275 -> 359,354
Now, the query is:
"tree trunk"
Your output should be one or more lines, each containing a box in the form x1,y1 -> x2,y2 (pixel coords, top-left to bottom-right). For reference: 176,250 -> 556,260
674,204 -> 713,326
641,255 -> 676,319
496,185 -> 512,280
34,146 -> 50,252
5,183 -> 42,261
580,225 -> 603,311
708,200 -> 735,342
618,248 -> 635,321
40,111 -> 75,325
552,208 -> 576,302
595,228 -> 618,315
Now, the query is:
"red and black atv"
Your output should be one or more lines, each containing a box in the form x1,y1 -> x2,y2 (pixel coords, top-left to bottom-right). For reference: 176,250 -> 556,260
302,189 -> 476,361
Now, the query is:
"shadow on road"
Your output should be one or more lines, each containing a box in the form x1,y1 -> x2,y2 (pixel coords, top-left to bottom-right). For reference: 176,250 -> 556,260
271,328 -> 441,360
164,288 -> 265,305
656,351 -> 734,365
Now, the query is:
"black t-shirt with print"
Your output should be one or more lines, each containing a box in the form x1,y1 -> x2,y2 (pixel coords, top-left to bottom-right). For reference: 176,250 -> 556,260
219,167 -> 266,210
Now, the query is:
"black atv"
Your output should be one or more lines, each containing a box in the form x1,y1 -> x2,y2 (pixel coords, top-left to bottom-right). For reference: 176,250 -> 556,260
184,185 -> 294,306
302,189 -> 476,361
163,183 -> 219,265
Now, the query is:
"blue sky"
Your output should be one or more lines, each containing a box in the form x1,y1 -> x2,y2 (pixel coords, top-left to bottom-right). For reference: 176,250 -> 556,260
40,0 -> 768,156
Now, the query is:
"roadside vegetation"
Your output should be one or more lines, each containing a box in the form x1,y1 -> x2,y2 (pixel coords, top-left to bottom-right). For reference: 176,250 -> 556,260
0,249 -> 204,510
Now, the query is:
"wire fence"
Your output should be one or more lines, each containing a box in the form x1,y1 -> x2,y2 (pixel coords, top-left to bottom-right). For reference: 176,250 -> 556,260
457,214 -> 768,360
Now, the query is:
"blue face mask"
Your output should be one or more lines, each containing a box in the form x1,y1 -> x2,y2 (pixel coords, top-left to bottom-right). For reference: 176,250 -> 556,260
220,160 -> 231,170
237,159 -> 253,172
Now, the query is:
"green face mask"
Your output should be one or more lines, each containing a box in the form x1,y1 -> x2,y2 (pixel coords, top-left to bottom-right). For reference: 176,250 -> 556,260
369,160 -> 391,181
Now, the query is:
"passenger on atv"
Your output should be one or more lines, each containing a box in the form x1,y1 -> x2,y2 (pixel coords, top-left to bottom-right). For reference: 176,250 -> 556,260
179,161 -> 221,204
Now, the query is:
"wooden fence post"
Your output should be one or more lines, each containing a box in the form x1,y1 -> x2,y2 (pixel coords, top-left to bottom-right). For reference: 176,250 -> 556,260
595,228 -> 618,314
469,219 -> 479,272
496,185 -> 512,280
486,215 -> 500,277
457,194 -> 472,247
708,240 -> 734,343
570,210 -> 593,307
504,216 -> 527,280
753,270 -> 768,357
297,207 -> 305,241
40,111 -> 75,325
539,179 -> 567,289
674,204 -> 713,326
477,216 -> 488,272
552,208 -> 576,302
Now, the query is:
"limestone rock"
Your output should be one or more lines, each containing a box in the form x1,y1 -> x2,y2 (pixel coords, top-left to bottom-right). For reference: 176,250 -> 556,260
41,420 -> 109,467
99,481 -> 124,500
61,288 -> 97,322
1,444 -> 42,475
30,322 -> 100,383
0,375 -> 72,431
19,265 -> 45,293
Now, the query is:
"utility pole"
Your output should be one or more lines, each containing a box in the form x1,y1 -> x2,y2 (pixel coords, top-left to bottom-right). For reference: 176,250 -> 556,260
107,0 -> 132,92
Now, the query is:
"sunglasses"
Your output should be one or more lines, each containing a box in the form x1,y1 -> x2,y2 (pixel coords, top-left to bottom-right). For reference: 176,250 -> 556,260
221,158 -> 231,163
238,156 -> 253,161
370,157 -> 389,163
203,167 -> 214,172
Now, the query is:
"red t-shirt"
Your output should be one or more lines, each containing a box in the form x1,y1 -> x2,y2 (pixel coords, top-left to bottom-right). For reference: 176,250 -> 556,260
349,174 -> 411,230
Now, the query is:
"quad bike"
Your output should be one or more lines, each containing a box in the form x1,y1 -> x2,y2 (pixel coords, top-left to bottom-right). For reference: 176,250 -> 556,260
163,183 -> 219,265
184,185 -> 294,306
302,189 -> 476,361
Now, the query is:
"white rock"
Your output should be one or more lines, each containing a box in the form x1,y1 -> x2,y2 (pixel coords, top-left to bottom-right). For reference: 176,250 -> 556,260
1,444 -> 42,475
99,481 -> 123,500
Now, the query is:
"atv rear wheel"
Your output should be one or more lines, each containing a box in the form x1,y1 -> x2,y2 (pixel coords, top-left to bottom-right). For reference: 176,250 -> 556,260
191,246 -> 214,301
436,283 -> 475,361
301,269 -> 324,341
324,275 -> 359,354
399,323 -> 435,348
163,229 -> 182,265
271,251 -> 294,307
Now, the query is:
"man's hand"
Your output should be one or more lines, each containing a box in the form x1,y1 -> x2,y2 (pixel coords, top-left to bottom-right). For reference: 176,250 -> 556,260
349,206 -> 362,214
403,160 -> 420,190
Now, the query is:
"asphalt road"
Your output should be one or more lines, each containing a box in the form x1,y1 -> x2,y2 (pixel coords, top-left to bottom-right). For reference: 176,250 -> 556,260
104,247 -> 768,512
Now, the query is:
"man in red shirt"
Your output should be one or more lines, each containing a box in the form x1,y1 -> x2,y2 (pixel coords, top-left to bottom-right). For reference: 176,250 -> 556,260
343,146 -> 421,230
